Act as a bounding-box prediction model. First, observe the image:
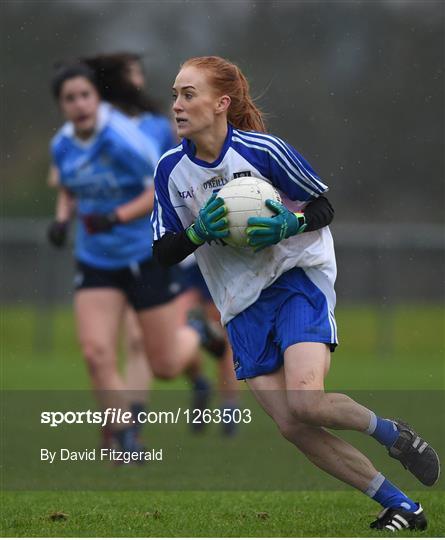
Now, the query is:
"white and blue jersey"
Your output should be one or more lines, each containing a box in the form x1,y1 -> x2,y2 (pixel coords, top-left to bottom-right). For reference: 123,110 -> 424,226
152,124 -> 338,378
51,103 -> 158,269
152,124 -> 337,327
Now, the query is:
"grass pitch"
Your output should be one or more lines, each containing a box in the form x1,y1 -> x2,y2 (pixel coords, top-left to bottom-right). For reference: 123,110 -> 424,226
1,491 -> 444,537
1,305 -> 444,537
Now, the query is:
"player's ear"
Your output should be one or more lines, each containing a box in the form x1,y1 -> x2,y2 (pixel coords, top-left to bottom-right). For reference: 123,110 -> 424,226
215,95 -> 231,114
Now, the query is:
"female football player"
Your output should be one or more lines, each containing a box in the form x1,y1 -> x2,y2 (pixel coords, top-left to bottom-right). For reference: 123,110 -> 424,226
48,62 -> 205,453
151,56 -> 439,531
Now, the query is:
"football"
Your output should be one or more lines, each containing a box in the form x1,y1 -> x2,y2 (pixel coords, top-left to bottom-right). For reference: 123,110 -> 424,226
218,177 -> 281,248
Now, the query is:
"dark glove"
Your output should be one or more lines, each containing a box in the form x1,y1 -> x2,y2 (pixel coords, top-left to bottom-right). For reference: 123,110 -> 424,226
47,220 -> 69,248
83,212 -> 120,234
185,194 -> 229,245
246,199 -> 306,252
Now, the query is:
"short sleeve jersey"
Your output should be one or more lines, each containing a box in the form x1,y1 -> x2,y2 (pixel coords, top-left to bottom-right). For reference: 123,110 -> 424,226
152,124 -> 337,324
51,103 -> 158,269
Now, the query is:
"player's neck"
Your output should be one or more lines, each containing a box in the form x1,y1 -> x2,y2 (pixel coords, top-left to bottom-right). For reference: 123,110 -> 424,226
193,122 -> 228,163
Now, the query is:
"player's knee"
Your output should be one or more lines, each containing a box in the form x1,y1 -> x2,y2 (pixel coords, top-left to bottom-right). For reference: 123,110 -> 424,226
288,399 -> 323,426
81,340 -> 112,374
278,420 -> 299,442
277,418 -> 308,443
150,360 -> 179,380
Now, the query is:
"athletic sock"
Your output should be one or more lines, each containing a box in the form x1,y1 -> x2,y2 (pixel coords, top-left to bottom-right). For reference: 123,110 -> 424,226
365,473 -> 418,511
114,425 -> 140,452
130,402 -> 146,437
366,411 -> 399,447
193,374 -> 211,392
221,401 -> 238,437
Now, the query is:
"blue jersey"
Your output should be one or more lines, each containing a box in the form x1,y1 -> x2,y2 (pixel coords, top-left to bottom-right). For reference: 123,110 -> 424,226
51,103 -> 158,269
136,113 -> 177,157
152,124 -> 336,324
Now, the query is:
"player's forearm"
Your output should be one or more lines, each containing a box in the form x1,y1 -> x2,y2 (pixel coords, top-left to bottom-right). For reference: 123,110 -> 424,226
303,196 -> 334,232
55,189 -> 75,222
153,231 -> 199,266
116,187 -> 154,223
47,164 -> 61,188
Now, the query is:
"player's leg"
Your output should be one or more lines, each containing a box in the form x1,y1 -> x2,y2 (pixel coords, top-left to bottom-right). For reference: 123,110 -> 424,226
204,299 -> 239,435
283,342 -> 440,486
137,302 -> 201,378
247,368 -> 378,491
248,368 -> 425,529
284,342 -> 372,429
122,306 -> 152,435
74,288 -> 141,453
74,288 -> 126,396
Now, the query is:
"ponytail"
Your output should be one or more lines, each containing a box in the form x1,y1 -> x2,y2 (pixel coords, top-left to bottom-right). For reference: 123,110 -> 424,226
182,56 -> 266,133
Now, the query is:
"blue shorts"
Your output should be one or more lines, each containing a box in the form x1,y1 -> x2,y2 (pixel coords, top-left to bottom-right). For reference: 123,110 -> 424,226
226,267 -> 338,380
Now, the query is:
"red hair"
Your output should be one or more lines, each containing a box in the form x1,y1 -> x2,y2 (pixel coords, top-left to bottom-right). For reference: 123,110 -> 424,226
182,56 -> 266,133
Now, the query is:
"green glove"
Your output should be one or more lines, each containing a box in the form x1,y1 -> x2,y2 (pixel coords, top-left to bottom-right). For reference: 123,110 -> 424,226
246,199 -> 306,252
186,194 -> 229,245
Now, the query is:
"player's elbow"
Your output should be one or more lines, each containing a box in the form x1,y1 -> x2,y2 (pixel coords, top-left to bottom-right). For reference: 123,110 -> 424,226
325,199 -> 334,225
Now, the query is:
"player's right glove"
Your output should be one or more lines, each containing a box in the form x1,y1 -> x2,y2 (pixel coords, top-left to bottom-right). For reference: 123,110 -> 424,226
47,220 -> 69,248
246,199 -> 306,252
186,194 -> 229,245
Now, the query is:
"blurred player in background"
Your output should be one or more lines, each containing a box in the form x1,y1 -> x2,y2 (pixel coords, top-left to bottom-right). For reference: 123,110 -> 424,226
151,55 -> 440,530
47,52 -> 168,443
47,61 -> 211,454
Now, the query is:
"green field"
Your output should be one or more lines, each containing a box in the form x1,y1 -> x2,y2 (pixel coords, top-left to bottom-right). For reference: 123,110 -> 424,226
1,305 -> 444,537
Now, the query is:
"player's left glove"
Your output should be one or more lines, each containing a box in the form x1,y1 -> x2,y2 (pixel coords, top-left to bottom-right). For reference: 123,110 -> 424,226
47,220 -> 69,248
83,212 -> 121,234
246,199 -> 306,252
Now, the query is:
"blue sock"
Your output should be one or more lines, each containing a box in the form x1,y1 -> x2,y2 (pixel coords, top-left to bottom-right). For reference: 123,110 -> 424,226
130,402 -> 146,436
114,426 -> 141,452
193,375 -> 210,392
365,473 -> 418,511
366,412 -> 399,447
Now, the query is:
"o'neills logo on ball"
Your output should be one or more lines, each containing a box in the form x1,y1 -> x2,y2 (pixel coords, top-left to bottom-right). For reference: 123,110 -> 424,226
203,175 -> 229,190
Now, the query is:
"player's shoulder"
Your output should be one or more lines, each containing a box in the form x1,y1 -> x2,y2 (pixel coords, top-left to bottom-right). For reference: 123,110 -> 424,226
107,104 -> 143,138
232,127 -> 287,149
50,122 -> 74,154
231,128 -> 288,165
155,143 -> 185,177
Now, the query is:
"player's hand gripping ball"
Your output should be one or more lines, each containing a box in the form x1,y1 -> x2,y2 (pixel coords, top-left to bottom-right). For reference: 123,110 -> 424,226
186,194 -> 229,245
217,177 -> 282,248
247,199 -> 307,252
